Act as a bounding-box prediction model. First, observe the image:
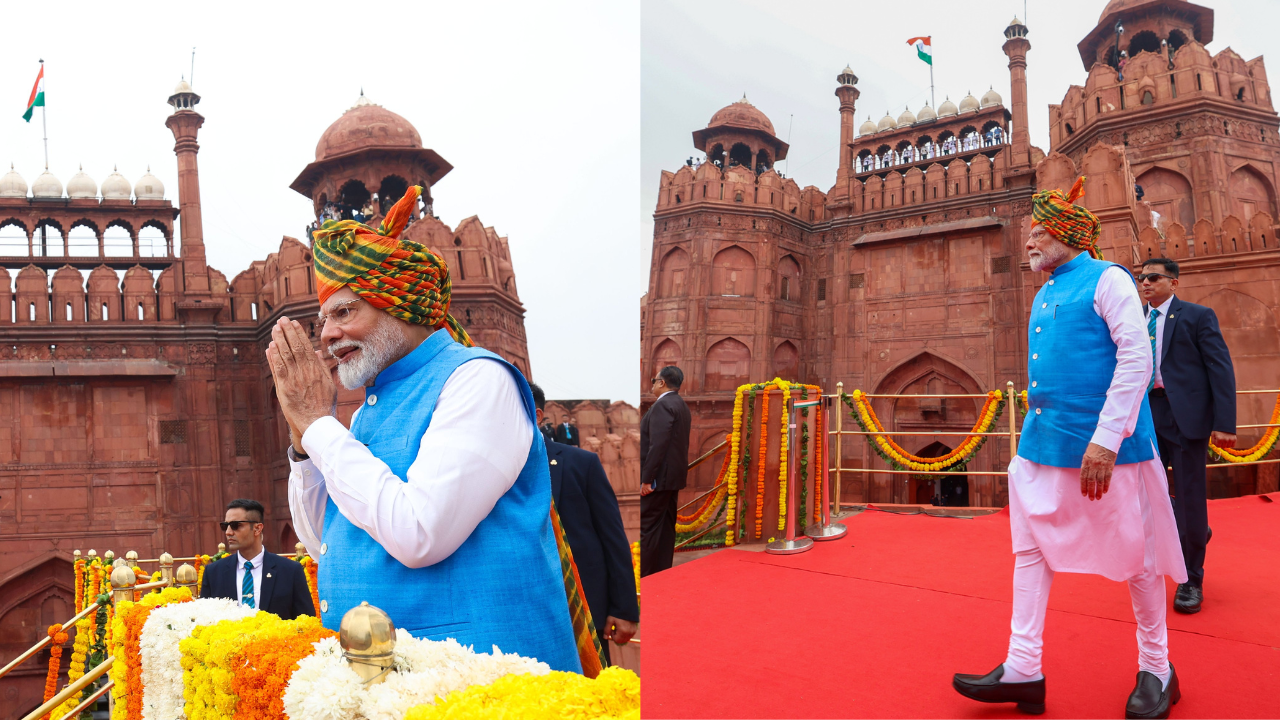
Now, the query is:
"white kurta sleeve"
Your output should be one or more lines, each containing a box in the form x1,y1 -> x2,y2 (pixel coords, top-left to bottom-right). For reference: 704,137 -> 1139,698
287,455 -> 327,558
1089,265 -> 1154,453
299,358 -> 534,569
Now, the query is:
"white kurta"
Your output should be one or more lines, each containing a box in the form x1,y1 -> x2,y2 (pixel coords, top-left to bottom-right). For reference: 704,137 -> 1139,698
287,357 -> 534,569
1008,266 -> 1187,583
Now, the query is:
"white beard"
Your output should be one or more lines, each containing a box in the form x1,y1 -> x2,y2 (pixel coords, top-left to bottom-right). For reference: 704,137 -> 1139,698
330,317 -> 412,390
1028,240 -> 1071,273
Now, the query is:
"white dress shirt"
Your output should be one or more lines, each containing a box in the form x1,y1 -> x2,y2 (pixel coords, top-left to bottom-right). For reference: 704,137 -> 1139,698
235,547 -> 265,606
1148,294 -> 1175,389
287,357 -> 534,569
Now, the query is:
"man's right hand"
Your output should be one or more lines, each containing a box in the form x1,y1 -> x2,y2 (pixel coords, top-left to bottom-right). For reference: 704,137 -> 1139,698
639,483 -> 654,496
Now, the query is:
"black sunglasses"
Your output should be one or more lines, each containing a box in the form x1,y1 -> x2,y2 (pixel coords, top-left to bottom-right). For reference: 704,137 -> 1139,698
219,520 -> 259,532
1137,273 -> 1175,283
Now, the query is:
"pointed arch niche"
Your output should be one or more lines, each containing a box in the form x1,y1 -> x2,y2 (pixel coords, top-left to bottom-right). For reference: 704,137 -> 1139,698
657,246 -> 690,298
710,246 -> 755,297
650,339 -> 682,389
1228,165 -> 1277,224
772,340 -> 799,381
1136,167 -> 1195,232
704,337 -> 751,391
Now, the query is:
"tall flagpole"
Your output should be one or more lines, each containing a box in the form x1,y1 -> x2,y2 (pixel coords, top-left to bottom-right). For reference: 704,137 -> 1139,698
39,59 -> 48,170
929,56 -> 935,110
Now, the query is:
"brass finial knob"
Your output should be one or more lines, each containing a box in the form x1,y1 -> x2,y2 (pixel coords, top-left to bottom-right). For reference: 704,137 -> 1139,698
73,550 -> 82,560
295,542 -> 307,557
125,550 -> 139,567
217,542 -> 226,554
159,552 -> 173,567
112,557 -> 128,569
111,563 -> 137,605
176,563 -> 197,585
104,550 -> 115,562
339,602 -> 397,685
87,549 -> 97,558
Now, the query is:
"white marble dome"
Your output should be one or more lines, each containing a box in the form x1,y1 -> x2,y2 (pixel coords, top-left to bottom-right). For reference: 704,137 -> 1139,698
31,169 -> 63,198
897,106 -> 917,125
876,111 -> 897,132
859,115 -> 878,136
134,167 -> 164,200
67,166 -> 98,199
101,167 -> 132,200
959,92 -> 980,113
917,102 -> 937,121
981,86 -> 1003,108
0,165 -> 27,198
938,96 -> 959,117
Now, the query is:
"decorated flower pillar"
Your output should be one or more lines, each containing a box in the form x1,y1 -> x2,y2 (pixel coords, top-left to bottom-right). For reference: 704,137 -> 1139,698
732,383 -> 824,545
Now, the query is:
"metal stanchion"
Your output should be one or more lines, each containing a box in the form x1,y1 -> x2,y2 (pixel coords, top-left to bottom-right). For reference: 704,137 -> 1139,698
767,394 -> 814,555
806,396 -> 847,541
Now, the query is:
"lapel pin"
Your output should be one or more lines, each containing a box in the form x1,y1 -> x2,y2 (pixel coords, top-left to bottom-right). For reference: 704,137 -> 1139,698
266,573 -> 272,578
550,459 -> 558,465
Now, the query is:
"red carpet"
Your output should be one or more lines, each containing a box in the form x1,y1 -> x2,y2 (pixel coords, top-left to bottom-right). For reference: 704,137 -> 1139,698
643,493 -> 1280,719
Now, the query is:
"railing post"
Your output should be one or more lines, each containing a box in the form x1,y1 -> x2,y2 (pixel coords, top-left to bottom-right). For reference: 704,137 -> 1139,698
110,564 -> 135,606
766,393 -> 813,555
1007,380 -> 1018,459
175,563 -> 197,595
159,553 -> 174,586
834,381 -> 844,516
806,395 -> 848,542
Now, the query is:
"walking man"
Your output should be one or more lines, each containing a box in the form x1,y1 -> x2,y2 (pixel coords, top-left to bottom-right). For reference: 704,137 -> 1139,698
952,178 -> 1186,718
1139,257 -> 1236,614
639,365 -> 691,577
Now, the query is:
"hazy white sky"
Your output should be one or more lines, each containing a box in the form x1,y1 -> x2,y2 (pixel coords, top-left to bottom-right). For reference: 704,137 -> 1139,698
0,0 -> 641,404
642,0 -> 1279,243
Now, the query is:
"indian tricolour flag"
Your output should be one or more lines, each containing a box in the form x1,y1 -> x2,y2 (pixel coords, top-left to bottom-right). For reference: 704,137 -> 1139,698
23,65 -> 45,122
907,36 -> 933,66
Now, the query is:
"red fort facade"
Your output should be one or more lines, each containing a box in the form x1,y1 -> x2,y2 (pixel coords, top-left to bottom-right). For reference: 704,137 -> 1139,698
0,85 -> 639,714
642,0 -> 1280,510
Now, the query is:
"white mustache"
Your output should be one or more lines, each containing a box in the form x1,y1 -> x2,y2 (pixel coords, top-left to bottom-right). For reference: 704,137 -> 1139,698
328,339 -> 363,360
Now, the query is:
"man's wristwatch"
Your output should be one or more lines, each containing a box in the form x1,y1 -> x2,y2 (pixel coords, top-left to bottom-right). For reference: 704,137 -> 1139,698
288,445 -> 310,462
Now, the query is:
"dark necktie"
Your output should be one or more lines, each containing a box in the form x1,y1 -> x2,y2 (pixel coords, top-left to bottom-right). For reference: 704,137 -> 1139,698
1148,308 -> 1160,391
242,560 -> 255,608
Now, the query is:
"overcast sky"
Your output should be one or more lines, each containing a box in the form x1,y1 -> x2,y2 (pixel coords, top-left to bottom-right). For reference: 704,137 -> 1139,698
642,0 -> 1279,243
0,0 -> 640,404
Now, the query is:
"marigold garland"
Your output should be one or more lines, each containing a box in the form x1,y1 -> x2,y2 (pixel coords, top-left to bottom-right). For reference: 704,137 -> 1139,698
1210,393 -> 1280,463
630,542 -> 640,596
675,447 -> 730,533
843,389 -> 1005,472
296,556 -> 321,617
41,623 -> 68,719
402,666 -> 641,720
755,386 -> 770,538
798,388 -> 810,529
724,388 -> 745,544
777,380 -> 792,531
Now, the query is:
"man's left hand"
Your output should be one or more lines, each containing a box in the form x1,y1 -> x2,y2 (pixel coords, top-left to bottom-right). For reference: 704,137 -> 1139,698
639,483 -> 654,497
1211,430 -> 1237,449
603,616 -> 637,645
1080,442 -> 1117,501
267,317 -> 337,438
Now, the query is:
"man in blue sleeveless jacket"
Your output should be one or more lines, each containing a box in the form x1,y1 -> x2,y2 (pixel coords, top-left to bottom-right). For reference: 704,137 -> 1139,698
952,178 -> 1186,719
266,187 -> 580,673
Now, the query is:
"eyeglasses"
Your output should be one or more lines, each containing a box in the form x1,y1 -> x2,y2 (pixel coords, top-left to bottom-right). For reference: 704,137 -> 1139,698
219,521 -> 259,532
1137,273 -> 1175,283
317,299 -> 361,326
651,377 -> 663,385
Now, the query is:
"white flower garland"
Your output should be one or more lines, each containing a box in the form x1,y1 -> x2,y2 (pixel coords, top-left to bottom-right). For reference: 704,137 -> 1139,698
139,598 -> 257,720
283,629 -> 549,720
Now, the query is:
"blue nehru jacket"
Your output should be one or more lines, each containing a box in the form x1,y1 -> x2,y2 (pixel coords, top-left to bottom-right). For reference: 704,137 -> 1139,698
318,330 -> 581,673
1019,253 -> 1157,468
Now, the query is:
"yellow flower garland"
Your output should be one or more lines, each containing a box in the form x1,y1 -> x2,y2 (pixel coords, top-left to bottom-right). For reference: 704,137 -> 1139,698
403,666 -> 641,720
1210,393 -> 1280,463
777,379 -> 791,531
724,387 -> 745,541
846,389 -> 1005,471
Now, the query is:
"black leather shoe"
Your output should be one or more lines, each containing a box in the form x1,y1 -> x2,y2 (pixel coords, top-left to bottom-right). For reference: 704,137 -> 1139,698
953,664 -> 1046,714
1126,663 -> 1180,719
1174,585 -> 1202,614
1206,526 -> 1212,544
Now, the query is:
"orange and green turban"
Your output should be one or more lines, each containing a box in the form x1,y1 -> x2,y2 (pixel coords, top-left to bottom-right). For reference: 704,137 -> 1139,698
311,185 -> 472,347
1031,176 -> 1104,260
